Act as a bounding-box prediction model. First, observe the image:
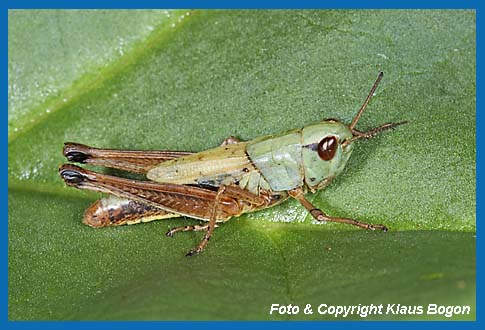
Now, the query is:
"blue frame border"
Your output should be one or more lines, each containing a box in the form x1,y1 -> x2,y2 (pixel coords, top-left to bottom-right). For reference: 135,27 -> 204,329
4,0 -> 480,329
2,0 -> 480,9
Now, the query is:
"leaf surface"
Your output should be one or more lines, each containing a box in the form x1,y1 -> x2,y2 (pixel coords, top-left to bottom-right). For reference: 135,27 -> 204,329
8,10 -> 475,320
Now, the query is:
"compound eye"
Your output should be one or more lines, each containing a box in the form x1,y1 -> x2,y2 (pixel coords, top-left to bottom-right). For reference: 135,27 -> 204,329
317,136 -> 338,161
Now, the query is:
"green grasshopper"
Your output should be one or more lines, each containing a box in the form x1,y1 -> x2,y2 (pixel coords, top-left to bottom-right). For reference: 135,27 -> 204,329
59,72 -> 405,256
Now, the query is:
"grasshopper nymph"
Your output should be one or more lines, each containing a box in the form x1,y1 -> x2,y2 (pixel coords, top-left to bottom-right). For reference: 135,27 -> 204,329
60,72 -> 406,256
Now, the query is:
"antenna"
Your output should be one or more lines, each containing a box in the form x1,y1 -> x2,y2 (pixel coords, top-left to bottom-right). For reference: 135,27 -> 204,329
349,72 -> 384,130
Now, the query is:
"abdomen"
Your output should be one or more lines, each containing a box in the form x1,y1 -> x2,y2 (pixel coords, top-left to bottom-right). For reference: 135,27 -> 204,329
147,142 -> 257,187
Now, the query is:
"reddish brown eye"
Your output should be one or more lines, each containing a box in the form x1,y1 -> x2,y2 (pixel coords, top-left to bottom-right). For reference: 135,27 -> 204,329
317,136 -> 338,161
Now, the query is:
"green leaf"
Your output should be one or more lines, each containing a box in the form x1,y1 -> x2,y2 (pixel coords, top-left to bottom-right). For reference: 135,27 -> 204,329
8,10 -> 475,320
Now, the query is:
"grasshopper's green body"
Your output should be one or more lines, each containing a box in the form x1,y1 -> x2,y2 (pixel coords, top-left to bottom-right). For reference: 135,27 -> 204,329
249,121 -> 354,192
60,72 -> 405,256
147,121 -> 353,198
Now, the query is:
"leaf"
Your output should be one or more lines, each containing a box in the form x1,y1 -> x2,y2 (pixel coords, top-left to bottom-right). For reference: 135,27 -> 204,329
8,10 -> 475,320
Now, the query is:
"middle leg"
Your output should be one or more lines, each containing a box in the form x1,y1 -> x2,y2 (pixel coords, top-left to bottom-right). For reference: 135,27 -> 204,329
185,186 -> 227,257
184,184 -> 268,256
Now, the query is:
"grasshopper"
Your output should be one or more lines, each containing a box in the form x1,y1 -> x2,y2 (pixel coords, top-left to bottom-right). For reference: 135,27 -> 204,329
59,72 -> 405,256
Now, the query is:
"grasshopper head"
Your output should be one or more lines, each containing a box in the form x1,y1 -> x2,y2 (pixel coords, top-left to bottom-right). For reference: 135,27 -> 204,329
301,120 -> 354,192
301,72 -> 406,192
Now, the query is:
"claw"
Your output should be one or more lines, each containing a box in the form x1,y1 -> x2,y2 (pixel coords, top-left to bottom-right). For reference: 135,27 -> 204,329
369,224 -> 388,232
185,249 -> 199,257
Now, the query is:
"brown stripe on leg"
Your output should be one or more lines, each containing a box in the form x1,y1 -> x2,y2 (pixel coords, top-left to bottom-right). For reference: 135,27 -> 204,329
185,186 -> 227,257
308,208 -> 388,231
289,188 -> 388,231
58,164 -> 241,221
63,142 -> 192,174
183,184 -> 273,256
